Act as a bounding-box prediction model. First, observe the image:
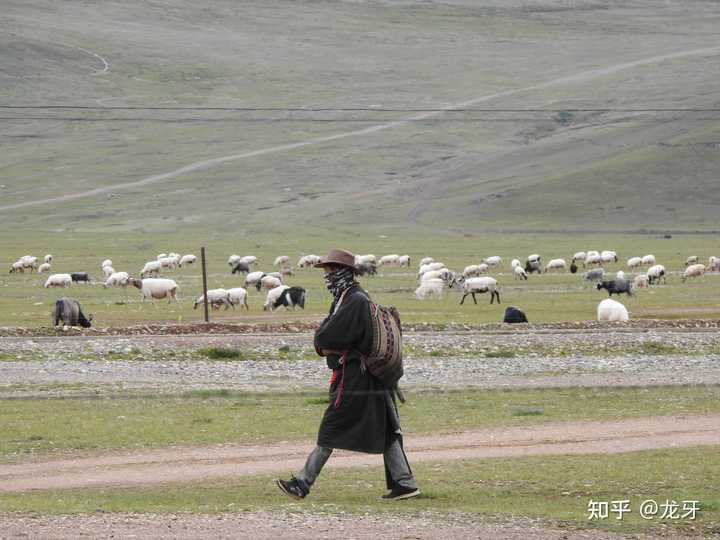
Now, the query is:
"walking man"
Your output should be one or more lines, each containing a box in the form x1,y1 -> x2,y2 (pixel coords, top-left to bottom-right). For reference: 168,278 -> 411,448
276,248 -> 420,500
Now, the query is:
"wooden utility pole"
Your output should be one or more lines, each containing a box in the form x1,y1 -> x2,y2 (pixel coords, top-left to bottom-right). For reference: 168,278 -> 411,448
200,246 -> 209,323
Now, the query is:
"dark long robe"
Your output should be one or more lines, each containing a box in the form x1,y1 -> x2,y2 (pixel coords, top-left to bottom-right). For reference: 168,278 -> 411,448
314,285 -> 399,454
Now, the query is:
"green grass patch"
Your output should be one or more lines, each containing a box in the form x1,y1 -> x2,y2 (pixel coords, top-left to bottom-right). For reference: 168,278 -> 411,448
484,348 -> 517,358
197,347 -> 244,360
637,341 -> 681,355
0,446 -> 717,536
1,386 -> 719,461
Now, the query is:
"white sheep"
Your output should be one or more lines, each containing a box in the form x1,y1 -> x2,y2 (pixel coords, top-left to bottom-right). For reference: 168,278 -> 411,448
458,276 -> 500,305
586,253 -> 602,265
44,273 -> 72,288
38,262 -> 52,273
193,288 -> 232,310
627,257 -> 642,270
227,287 -> 249,310
240,255 -> 258,266
514,266 -> 528,280
463,264 -> 488,278
417,262 -> 445,277
572,252 -> 586,265
600,250 -> 618,263
228,254 -> 242,267
101,259 -> 113,270
130,278 -> 178,302
616,270 -> 626,280
708,256 -> 720,272
418,257 -> 435,267
158,256 -> 178,271
263,285 -> 290,311
104,271 -> 130,288
43,254 -> 53,264
258,275 -> 283,291
398,255 -> 411,267
379,254 -> 400,266
647,264 -> 666,285
140,260 -> 162,278
297,254 -> 321,268
633,274 -> 649,289
685,255 -> 699,266
483,256 -> 502,268
102,265 -> 116,278
355,254 -> 376,265
415,278 -> 445,300
597,298 -> 629,322
421,268 -> 450,282
273,255 -> 290,267
244,271 -> 266,287
544,258 -> 567,273
682,264 -> 705,283
510,259 -> 521,270
179,254 -> 197,267
157,253 -> 168,260
641,254 -> 656,266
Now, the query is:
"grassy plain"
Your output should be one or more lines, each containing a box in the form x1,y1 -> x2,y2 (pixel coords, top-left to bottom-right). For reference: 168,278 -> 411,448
1,446 -> 718,536
1,231 -> 719,327
1,385 -> 718,460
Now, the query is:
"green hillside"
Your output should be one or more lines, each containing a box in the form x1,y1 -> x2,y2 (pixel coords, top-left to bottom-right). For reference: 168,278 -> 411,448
2,0 -> 719,235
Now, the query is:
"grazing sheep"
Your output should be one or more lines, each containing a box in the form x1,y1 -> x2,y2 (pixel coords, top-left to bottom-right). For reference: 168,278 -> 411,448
514,265 -> 528,280
70,272 -> 90,284
228,254 -> 242,267
9,261 -> 25,273
463,264 -> 488,278
270,286 -> 306,311
415,278 -> 445,300
256,275 -> 283,292
179,254 -> 197,267
240,255 -> 258,266
44,273 -> 72,288
570,262 -> 578,274
102,266 -> 115,278
685,256 -> 699,266
244,271 -> 266,288
616,271 -> 625,280
572,252 -> 586,266
158,256 -> 178,271
458,276 -> 500,305
583,268 -> 605,282
101,259 -> 113,270
193,289 -> 232,310
227,287 -> 249,310
356,261 -> 377,276
422,269 -> 450,282
647,264 -> 666,285
641,254 -> 656,266
511,259 -> 521,269
682,263 -> 705,283
597,299 -> 629,322
418,257 -> 435,267
600,250 -> 618,263
483,256 -> 502,268
503,306 -> 528,324
44,254 -> 53,264
129,278 -> 178,302
263,285 -> 290,311
596,279 -> 633,297
633,274 -> 649,289
297,254 -> 321,268
104,271 -> 130,288
38,262 -> 51,273
524,259 -> 541,275
586,253 -> 602,266
157,253 -> 168,260
627,257 -> 642,270
708,256 -> 719,272
231,261 -> 250,275
398,255 -> 411,267
273,255 -> 290,267
379,254 -> 400,266
53,297 -> 92,328
140,260 -> 161,278
355,254 -> 376,265
544,258 -> 567,273
418,262 -> 445,277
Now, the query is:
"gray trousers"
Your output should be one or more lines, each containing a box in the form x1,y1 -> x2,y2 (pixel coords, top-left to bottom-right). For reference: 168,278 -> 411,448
295,436 -> 417,494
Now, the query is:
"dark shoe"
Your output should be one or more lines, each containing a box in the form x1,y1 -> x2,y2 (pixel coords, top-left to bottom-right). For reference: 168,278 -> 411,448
382,486 -> 421,500
276,477 -> 308,500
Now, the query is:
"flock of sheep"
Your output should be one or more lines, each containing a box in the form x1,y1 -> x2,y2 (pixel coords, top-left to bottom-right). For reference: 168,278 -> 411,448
7,248 -> 720,328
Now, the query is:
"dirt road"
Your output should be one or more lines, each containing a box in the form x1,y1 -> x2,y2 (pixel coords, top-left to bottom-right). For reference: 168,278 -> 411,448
2,413 -> 718,493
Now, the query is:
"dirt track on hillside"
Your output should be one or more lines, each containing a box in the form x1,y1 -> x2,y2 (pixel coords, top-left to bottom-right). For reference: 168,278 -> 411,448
2,413 -> 718,493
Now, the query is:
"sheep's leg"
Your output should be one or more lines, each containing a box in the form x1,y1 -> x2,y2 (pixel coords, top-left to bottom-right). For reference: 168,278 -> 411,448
472,293 -> 477,305
459,293 -> 468,305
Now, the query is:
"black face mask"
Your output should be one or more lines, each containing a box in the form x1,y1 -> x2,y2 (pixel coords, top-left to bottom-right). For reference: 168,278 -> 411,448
324,266 -> 356,298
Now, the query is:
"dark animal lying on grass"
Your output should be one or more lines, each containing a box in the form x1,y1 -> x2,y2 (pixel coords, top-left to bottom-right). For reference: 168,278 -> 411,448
53,297 -> 92,328
503,306 -> 528,324
71,272 -> 90,283
596,279 -> 633,297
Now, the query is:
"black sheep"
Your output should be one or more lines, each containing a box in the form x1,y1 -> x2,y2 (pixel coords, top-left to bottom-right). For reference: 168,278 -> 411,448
71,272 -> 90,283
596,279 -> 633,297
503,306 -> 528,324
273,286 -> 306,310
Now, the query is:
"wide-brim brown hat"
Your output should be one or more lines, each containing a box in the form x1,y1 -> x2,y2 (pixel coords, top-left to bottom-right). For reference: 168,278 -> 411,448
314,248 -> 357,270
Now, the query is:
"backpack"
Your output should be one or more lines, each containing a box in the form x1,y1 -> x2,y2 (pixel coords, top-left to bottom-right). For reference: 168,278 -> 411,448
364,301 -> 404,388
